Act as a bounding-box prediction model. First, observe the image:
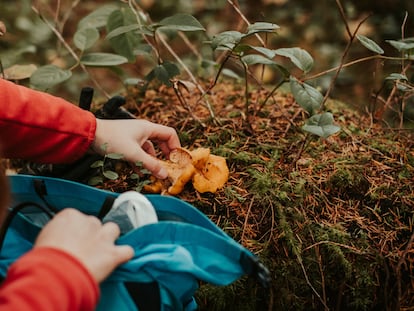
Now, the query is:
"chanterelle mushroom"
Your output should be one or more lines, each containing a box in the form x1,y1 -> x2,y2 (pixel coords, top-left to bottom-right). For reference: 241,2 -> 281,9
143,147 -> 229,195
161,148 -> 195,195
192,154 -> 229,193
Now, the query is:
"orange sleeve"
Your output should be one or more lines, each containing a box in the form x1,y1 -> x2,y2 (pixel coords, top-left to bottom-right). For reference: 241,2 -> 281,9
0,247 -> 99,311
0,79 -> 96,163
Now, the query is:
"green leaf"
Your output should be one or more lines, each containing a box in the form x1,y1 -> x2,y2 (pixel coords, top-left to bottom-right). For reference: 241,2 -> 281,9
385,73 -> 408,81
302,112 -> 341,138
90,160 -> 104,168
290,76 -> 323,115
241,54 -> 277,66
3,64 -> 37,80
221,68 -> 242,80
100,143 -> 108,152
106,24 -> 140,40
140,169 -> 152,175
78,5 -> 118,30
385,73 -> 410,91
74,27 -> 99,51
145,62 -> 180,87
103,170 -> 119,180
232,44 -> 253,55
211,31 -> 243,51
30,65 -> 72,89
130,173 -> 140,180
386,39 -> 414,51
249,46 -> 277,59
80,53 -> 128,66
274,47 -> 314,73
88,176 -> 103,186
135,161 -> 144,167
157,14 -> 205,32
106,153 -> 124,160
106,9 -> 143,62
246,22 -> 280,35
0,45 -> 37,68
135,180 -> 151,192
356,35 -> 384,54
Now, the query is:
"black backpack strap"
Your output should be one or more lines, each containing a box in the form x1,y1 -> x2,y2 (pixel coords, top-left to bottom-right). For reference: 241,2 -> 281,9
33,179 -> 58,213
124,281 -> 161,311
240,252 -> 271,288
97,196 -> 116,220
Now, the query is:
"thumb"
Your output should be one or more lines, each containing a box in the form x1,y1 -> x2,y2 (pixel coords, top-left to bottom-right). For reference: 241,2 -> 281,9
113,245 -> 134,265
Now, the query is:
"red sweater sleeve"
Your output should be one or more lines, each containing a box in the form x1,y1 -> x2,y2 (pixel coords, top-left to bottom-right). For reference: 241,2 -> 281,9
0,79 -> 96,163
0,247 -> 99,311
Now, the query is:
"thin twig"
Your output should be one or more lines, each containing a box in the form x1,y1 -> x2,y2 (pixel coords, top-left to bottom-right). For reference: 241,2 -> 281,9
31,5 -> 110,98
126,0 -> 216,121
172,80 -> 206,127
315,245 -> 328,311
226,0 -> 266,46
241,197 -> 254,243
320,7 -> 372,110
395,230 -> 414,310
335,0 -> 352,40
382,10 -> 412,124
304,55 -> 403,82
400,11 -> 408,70
297,253 -> 330,310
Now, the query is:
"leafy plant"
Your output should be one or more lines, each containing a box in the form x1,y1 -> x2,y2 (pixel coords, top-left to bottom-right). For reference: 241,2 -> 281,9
209,20 -> 341,141
88,144 -> 123,186
26,3 -> 205,95
129,161 -> 152,192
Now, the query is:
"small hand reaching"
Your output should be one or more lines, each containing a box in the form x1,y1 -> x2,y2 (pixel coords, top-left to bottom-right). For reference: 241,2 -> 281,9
93,119 -> 181,179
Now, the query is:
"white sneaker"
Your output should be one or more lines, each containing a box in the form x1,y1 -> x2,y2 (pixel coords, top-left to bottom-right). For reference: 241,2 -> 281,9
103,191 -> 158,234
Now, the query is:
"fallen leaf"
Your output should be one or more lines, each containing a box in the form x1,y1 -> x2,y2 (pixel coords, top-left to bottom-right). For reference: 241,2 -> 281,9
3,64 -> 37,80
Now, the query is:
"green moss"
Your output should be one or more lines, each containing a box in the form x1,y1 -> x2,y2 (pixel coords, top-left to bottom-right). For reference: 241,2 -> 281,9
327,166 -> 369,198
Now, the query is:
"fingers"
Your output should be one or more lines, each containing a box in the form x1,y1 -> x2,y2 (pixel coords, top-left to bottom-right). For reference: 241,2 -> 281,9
145,122 -> 181,152
101,221 -> 121,240
142,140 -> 156,156
135,151 -> 168,179
94,119 -> 180,178
99,222 -> 134,266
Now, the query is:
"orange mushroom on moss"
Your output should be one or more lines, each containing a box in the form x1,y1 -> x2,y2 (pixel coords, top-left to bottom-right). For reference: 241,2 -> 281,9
144,147 -> 229,195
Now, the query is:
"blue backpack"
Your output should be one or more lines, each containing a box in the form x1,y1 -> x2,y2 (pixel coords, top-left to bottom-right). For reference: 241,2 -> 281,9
0,174 -> 270,310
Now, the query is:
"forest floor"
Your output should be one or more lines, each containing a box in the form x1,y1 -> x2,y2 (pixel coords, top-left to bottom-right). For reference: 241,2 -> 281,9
102,80 -> 414,311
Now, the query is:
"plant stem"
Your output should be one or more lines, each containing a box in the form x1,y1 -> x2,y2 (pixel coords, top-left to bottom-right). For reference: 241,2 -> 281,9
257,77 -> 287,114
31,5 -> 110,98
242,60 -> 250,118
227,0 -> 266,47
127,0 -> 216,121
304,55 -> 403,81
320,2 -> 372,111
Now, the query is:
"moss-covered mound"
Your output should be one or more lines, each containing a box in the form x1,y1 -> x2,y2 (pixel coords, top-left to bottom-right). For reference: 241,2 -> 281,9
121,81 -> 413,311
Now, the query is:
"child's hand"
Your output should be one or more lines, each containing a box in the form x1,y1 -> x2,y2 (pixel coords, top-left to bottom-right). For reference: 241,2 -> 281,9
93,119 -> 181,179
34,208 -> 134,283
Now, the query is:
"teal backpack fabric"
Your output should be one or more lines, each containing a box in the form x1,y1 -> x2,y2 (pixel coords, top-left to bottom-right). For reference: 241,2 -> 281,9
0,174 -> 270,311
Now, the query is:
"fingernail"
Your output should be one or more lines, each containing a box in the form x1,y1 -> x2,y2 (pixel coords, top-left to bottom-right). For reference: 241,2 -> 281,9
156,167 -> 168,179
